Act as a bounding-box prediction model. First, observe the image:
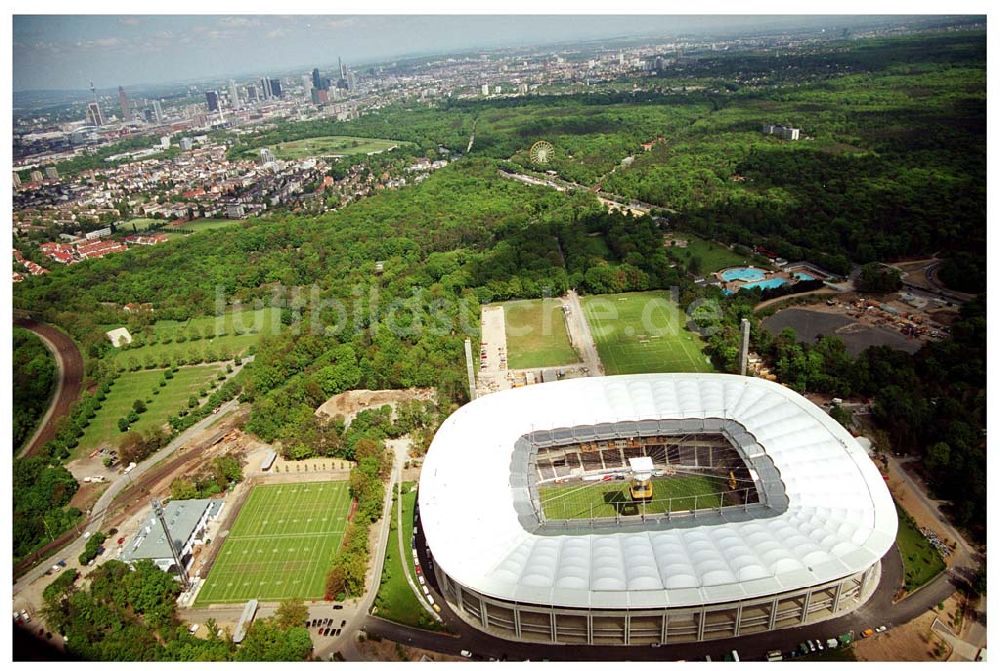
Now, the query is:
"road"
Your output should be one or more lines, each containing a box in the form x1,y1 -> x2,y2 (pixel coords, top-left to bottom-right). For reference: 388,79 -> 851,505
14,318 -> 85,459
560,290 -> 604,376
885,454 -> 978,566
365,527 -> 972,662
13,393 -> 244,595
309,437 -> 409,661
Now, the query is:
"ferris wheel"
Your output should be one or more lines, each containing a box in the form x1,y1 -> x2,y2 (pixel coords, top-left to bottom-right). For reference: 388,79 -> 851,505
529,140 -> 555,166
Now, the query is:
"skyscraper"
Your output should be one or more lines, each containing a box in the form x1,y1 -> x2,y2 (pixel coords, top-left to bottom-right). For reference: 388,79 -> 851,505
312,68 -> 323,90
86,101 -> 104,126
260,77 -> 272,100
302,74 -> 313,98
228,79 -> 241,110
118,86 -> 129,121
152,99 -> 163,123
269,78 -> 283,98
205,90 -> 220,113
246,84 -> 259,102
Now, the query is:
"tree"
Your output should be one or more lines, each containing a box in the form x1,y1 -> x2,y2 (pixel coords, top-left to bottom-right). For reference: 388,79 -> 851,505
133,399 -> 147,414
118,418 -> 130,433
233,620 -> 312,661
274,599 -> 309,631
856,262 -> 902,293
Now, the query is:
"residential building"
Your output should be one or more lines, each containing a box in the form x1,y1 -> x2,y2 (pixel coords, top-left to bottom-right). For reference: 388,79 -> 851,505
44,166 -> 59,180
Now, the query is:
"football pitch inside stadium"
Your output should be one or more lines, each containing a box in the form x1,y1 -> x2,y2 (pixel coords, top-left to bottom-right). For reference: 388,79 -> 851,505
581,291 -> 713,375
195,481 -> 351,605
539,473 -> 732,520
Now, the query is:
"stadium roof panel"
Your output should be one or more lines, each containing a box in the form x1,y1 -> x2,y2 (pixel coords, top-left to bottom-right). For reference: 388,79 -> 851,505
419,374 -> 896,609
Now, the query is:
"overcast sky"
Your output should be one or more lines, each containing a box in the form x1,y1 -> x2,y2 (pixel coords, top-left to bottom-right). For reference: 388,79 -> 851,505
12,14 -> 925,91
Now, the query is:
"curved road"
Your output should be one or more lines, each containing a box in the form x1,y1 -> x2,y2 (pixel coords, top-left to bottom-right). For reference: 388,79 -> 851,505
14,318 -> 84,459
364,523 -> 966,662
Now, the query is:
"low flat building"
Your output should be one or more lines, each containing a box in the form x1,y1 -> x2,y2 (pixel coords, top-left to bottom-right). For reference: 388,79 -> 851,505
121,499 -> 223,577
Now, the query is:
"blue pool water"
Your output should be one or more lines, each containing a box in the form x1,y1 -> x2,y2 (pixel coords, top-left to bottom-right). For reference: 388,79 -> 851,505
794,271 -> 816,281
720,267 -> 766,282
741,277 -> 788,292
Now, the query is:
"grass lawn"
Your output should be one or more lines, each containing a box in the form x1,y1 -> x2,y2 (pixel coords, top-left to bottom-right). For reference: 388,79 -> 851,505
896,503 -> 946,591
176,218 -> 245,232
666,234 -> 755,274
270,136 -> 414,160
195,481 -> 352,605
76,364 -> 226,457
103,307 -> 281,368
501,298 -> 580,369
373,482 -> 442,630
581,291 -> 713,375
121,218 -> 163,232
540,473 -> 730,520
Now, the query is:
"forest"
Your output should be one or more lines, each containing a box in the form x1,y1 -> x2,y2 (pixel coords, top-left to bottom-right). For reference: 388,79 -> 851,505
41,560 -> 312,660
12,327 -> 56,451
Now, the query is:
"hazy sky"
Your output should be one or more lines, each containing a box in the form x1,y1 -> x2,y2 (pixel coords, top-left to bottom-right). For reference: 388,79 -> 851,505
12,14 -> 882,91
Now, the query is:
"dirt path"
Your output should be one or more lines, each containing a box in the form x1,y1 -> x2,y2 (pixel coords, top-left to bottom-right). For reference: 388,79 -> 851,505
15,318 -> 84,459
561,290 -> 604,376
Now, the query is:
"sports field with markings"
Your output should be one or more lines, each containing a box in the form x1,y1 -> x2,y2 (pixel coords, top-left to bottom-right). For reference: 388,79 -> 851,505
581,291 -> 713,375
195,481 -> 352,605
540,474 -> 733,520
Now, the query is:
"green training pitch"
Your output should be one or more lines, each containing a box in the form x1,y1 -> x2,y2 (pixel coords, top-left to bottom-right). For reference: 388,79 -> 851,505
501,298 -> 580,369
176,218 -> 244,232
540,473 -> 731,520
581,291 -> 713,375
195,481 -> 352,605
270,135 -> 414,160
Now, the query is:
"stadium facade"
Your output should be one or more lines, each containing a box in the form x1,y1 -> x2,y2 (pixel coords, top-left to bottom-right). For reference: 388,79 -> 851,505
418,374 -> 896,645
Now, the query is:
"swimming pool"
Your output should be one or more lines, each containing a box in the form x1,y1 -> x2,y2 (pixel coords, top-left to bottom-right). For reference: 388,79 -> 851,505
741,277 -> 788,292
793,271 -> 816,281
720,267 -> 766,282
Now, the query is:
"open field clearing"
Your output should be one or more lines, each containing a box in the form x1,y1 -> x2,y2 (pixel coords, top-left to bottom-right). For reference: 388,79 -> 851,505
76,364 -> 226,457
270,135 -> 414,159
500,298 -> 580,369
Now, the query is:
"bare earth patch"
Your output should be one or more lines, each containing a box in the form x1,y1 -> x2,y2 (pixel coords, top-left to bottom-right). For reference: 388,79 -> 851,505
854,595 -> 961,662
315,388 -> 435,424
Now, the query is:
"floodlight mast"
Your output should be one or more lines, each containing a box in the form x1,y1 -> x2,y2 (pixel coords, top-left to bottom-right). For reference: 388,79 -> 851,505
151,499 -> 191,590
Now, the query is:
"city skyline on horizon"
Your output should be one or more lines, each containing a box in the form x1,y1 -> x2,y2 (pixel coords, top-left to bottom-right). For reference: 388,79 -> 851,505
12,14 -> 964,92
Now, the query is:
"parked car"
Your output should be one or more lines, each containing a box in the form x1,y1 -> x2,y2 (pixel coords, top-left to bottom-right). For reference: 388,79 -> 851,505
826,639 -> 839,649
460,650 -> 473,658
861,628 -> 875,638
815,639 -> 824,651
333,604 -> 343,610
875,625 -> 887,633
807,640 -> 816,653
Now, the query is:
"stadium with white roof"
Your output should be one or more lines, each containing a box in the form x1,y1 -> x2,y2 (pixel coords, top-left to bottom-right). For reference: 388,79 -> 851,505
418,374 -> 897,645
